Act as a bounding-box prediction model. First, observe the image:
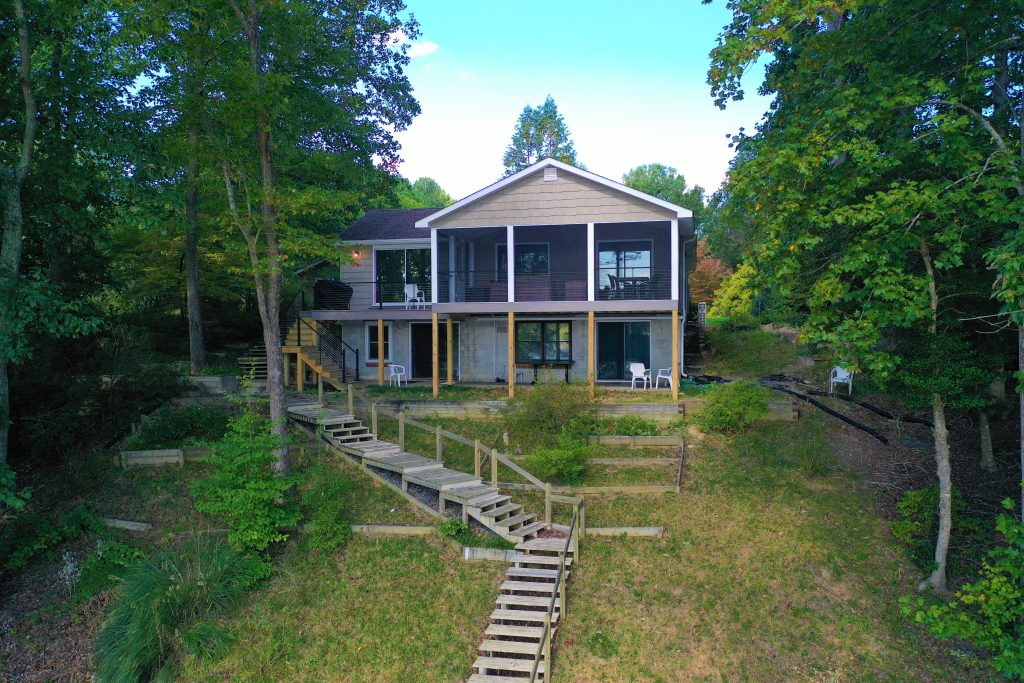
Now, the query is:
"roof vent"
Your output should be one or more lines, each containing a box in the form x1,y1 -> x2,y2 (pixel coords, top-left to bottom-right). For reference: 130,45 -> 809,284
543,167 -> 558,182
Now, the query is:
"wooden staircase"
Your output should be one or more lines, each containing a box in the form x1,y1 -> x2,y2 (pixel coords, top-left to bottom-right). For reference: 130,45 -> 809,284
287,402 -> 576,682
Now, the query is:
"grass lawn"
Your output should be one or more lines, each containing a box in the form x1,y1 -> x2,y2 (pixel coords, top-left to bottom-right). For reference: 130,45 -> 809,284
705,329 -> 799,379
181,536 -> 504,682
363,384 -> 509,401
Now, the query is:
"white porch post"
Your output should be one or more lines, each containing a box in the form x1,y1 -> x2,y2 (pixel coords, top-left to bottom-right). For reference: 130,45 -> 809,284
587,222 -> 595,302
430,228 -> 439,303
506,224 -> 515,303
670,219 -> 679,301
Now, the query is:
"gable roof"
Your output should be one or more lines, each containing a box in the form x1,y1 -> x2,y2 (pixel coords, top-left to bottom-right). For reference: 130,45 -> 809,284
340,208 -> 438,242
415,158 -> 694,229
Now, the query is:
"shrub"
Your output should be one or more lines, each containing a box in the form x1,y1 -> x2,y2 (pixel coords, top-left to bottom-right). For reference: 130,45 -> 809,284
614,416 -> 658,436
302,465 -> 353,552
504,380 -> 593,449
524,433 -> 589,485
124,405 -> 231,450
1,462 -> 30,514
94,538 -> 266,682
191,405 -> 300,555
438,518 -> 514,549
891,486 -> 991,574
0,505 -> 100,575
76,539 -> 146,601
694,381 -> 770,432
903,501 -> 1024,680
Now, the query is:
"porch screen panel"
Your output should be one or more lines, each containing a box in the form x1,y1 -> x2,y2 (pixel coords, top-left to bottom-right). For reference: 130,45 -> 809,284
375,250 -> 405,303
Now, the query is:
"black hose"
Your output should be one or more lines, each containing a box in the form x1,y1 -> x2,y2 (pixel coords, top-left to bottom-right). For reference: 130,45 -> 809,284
804,389 -> 933,426
767,384 -> 889,444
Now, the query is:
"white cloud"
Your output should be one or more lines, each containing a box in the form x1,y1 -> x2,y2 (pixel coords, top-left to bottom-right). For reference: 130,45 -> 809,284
388,29 -> 439,59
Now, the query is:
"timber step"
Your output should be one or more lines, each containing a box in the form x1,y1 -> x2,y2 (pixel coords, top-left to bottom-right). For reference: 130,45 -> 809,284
471,657 -> 545,675
466,493 -> 511,509
482,504 -> 524,519
517,538 -> 573,553
494,513 -> 536,529
500,579 -> 555,594
509,553 -> 573,567
489,608 -> 560,624
507,522 -> 547,538
495,594 -> 560,608
507,567 -> 565,580
478,639 -> 542,655
467,675 -> 542,683
484,624 -> 550,639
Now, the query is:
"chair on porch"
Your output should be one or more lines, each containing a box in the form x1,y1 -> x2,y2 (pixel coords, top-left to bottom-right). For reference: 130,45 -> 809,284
404,284 -> 426,310
629,362 -> 651,390
655,367 -> 674,389
387,364 -> 407,386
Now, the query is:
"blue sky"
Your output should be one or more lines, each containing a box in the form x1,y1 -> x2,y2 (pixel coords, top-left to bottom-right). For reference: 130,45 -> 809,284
393,0 -> 771,200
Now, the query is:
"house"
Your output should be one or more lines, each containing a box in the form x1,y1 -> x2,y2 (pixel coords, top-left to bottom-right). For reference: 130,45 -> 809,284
283,158 -> 697,398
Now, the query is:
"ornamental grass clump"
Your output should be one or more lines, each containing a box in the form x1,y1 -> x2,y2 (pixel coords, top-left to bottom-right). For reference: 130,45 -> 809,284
694,381 -> 770,433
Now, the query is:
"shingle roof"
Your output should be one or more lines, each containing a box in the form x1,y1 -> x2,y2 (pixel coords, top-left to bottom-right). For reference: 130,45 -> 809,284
340,208 -> 438,242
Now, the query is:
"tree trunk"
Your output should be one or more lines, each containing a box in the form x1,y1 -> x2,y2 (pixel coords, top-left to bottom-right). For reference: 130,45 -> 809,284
919,392 -> 952,593
979,410 -> 994,472
0,0 -> 38,464
184,125 -> 207,374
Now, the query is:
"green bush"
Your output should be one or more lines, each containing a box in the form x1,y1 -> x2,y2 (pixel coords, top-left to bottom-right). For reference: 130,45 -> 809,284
0,505 -> 100,575
302,465 -> 353,552
614,416 -> 658,436
524,433 -> 589,485
94,538 -> 266,682
694,381 -> 770,432
903,501 -> 1024,680
438,518 -> 514,549
891,486 -> 991,574
124,405 -> 232,450
191,405 -> 300,555
76,539 -> 146,601
505,380 -> 593,449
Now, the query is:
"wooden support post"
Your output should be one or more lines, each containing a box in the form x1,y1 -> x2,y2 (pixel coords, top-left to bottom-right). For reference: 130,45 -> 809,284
579,504 -> 585,555
545,482 -> 551,524
317,373 -> 324,404
377,319 -> 386,386
435,425 -> 442,462
347,383 -> 354,416
543,613 -> 552,670
438,496 -> 446,514
283,353 -> 290,387
507,311 -> 515,399
559,555 -> 566,616
297,356 -> 305,393
491,448 -> 498,488
474,440 -> 481,478
432,312 -> 440,398
671,308 -> 680,402
371,403 -> 378,436
446,317 -> 454,385
399,413 -> 405,451
587,310 -> 595,399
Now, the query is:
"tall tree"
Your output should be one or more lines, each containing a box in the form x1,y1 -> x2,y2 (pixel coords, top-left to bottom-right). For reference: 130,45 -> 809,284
502,96 -> 580,175
622,163 -> 706,225
396,176 -> 453,208
707,0 -> 1021,591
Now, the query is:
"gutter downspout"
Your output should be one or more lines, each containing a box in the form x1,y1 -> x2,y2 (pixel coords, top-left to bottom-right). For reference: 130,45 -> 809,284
680,236 -> 697,377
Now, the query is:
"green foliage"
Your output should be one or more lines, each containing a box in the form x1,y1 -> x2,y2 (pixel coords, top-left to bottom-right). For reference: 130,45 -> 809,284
708,262 -> 757,320
396,177 -> 453,208
76,539 -> 146,601
891,486 -> 992,574
0,462 -> 30,513
0,505 -> 100,575
191,406 -> 300,555
94,538 -> 266,682
706,329 -> 799,378
301,464 -> 353,553
502,96 -> 580,175
614,416 -> 659,436
903,501 -> 1024,679
124,405 -> 232,450
437,518 -> 514,549
437,518 -> 471,542
524,433 -> 590,485
586,629 -> 619,659
695,381 -> 770,433
622,164 -> 706,227
504,380 -> 593,450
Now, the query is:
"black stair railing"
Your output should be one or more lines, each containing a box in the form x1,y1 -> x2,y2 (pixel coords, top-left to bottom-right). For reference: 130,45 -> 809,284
295,316 -> 360,383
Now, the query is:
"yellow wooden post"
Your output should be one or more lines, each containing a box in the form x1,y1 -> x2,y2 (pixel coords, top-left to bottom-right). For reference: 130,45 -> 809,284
474,440 -> 481,478
507,311 -> 515,399
491,448 -> 498,488
317,373 -> 323,404
544,482 -> 551,523
435,424 -> 442,462
399,413 -> 405,451
671,308 -> 680,402
283,353 -> 290,387
377,319 -> 385,386
446,317 -> 454,385
431,312 -> 440,398
297,356 -> 305,392
587,310 -> 595,399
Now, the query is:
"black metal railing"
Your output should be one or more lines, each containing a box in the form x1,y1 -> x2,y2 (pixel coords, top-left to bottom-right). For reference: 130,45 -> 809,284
306,279 -> 432,311
595,266 -> 672,301
295,316 -> 359,382
436,269 -> 591,303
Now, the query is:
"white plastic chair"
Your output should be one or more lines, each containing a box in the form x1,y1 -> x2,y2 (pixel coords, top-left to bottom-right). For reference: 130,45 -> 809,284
387,364 -> 407,386
404,284 -> 426,309
629,362 -> 651,390
829,365 -> 853,395
655,368 -> 674,389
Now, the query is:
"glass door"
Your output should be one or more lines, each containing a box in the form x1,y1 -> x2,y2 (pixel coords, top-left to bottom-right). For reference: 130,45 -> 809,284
598,241 -> 652,299
597,321 -> 650,380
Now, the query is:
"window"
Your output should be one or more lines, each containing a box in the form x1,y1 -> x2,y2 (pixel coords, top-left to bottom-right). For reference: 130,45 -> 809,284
374,248 -> 431,304
496,243 -> 549,276
365,322 -> 391,362
516,321 -> 571,363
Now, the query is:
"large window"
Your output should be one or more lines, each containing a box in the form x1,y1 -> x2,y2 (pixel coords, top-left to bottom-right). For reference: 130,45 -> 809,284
365,322 -> 391,362
374,248 -> 431,304
598,240 -> 652,294
516,321 -> 571,363
497,243 -> 549,275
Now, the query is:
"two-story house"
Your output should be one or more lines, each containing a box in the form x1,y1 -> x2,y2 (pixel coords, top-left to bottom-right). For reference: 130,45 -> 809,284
285,158 -> 696,399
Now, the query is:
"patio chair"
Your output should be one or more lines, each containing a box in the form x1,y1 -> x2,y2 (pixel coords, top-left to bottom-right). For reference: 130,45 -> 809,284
829,365 -> 853,395
387,364 -> 407,386
655,367 -> 674,389
404,284 -> 426,310
629,362 -> 651,390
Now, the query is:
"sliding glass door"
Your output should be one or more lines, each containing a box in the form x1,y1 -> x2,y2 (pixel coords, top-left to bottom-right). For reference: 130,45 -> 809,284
374,248 -> 431,304
596,321 -> 650,380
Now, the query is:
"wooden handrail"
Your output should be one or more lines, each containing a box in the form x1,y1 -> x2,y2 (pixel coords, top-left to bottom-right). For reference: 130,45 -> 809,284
528,501 -> 581,682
